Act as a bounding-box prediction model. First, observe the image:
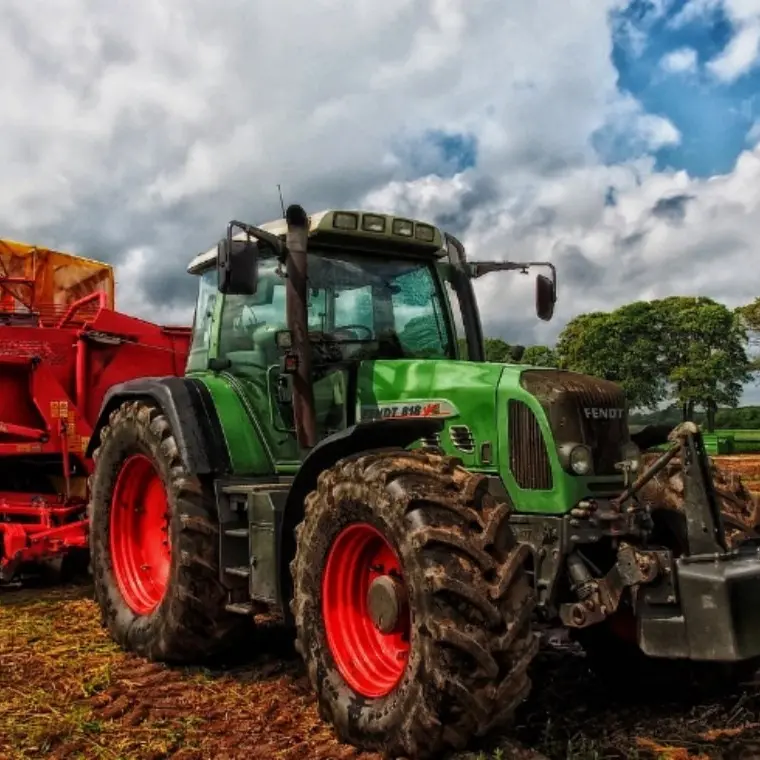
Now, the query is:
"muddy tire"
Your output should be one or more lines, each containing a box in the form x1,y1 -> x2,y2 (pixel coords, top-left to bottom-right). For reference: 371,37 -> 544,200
89,400 -> 251,662
291,448 -> 538,759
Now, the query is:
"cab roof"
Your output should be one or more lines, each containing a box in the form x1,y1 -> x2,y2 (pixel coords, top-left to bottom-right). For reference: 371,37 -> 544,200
187,209 -> 445,274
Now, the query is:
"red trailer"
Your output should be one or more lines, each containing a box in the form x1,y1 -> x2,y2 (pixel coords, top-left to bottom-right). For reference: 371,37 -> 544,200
0,239 -> 191,583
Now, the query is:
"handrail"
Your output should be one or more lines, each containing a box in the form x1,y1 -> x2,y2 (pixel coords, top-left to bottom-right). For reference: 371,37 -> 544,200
55,291 -> 108,329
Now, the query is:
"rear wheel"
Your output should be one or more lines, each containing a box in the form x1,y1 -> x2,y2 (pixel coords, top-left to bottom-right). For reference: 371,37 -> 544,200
291,448 -> 538,759
89,400 -> 251,662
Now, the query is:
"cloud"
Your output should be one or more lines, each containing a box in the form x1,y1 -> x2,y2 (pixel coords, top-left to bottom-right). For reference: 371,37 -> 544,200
668,0 -> 723,28
592,93 -> 681,162
362,143 -> 760,355
2,0 -> 759,402
666,0 -> 760,83
660,47 -> 699,74
707,19 -> 760,81
0,0 -> 631,306
684,0 -> 760,82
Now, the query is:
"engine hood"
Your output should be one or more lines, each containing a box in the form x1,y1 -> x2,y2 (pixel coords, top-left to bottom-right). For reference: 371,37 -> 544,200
355,358 -> 505,469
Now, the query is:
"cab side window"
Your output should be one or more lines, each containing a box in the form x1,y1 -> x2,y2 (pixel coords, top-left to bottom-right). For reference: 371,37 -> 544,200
186,269 -> 218,373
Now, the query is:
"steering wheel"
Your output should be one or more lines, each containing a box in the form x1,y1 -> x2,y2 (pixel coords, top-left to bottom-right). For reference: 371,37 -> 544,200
332,324 -> 374,341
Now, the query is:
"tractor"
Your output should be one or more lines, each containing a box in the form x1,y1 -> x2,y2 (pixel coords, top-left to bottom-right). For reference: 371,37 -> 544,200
87,206 -> 760,759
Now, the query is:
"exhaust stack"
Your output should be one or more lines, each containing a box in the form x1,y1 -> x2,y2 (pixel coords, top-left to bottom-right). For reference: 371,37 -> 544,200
284,205 -> 317,449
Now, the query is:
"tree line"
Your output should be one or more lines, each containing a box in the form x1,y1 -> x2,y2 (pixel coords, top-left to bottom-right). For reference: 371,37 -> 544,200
479,295 -> 760,432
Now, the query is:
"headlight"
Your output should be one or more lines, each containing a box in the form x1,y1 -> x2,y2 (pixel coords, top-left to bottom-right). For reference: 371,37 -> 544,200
569,445 -> 593,475
558,443 -> 593,475
620,441 -> 641,472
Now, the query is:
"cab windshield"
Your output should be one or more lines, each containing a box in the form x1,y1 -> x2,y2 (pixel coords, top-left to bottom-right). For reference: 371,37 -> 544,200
218,248 -> 456,362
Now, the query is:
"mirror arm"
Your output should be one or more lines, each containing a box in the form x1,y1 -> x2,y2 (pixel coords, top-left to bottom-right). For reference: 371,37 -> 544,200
227,220 -> 287,258
470,260 -> 556,284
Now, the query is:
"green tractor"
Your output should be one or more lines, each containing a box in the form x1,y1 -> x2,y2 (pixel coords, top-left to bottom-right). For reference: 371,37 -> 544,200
87,205 -> 760,759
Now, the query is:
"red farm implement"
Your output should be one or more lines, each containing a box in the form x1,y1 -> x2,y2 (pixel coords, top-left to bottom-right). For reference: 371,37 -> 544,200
0,239 -> 190,583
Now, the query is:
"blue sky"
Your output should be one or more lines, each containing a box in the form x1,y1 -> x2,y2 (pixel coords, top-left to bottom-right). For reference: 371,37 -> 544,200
608,0 -> 760,175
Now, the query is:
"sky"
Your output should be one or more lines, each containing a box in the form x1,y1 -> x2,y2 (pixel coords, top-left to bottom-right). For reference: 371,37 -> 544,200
2,0 -> 760,403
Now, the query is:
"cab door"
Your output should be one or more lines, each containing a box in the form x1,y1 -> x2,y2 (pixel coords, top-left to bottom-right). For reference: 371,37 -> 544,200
215,256 -> 347,468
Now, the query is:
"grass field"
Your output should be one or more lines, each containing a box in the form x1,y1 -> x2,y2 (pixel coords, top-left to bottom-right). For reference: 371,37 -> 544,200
1,457 -> 760,759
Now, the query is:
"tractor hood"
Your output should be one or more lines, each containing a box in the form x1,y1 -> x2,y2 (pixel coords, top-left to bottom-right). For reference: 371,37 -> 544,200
356,358 -> 506,469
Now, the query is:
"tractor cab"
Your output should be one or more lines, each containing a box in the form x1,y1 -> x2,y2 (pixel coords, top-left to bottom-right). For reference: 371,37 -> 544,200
186,207 -> 556,464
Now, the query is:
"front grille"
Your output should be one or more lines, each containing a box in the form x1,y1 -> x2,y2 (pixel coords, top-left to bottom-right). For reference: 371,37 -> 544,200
520,369 -> 628,476
449,425 -> 475,453
508,399 -> 553,490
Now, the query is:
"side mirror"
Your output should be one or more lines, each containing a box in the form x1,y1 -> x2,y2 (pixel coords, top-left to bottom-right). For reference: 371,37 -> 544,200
536,274 -> 556,322
217,235 -> 258,295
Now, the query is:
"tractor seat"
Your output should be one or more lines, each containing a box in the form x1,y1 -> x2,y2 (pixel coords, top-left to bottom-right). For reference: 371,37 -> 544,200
225,322 -> 286,377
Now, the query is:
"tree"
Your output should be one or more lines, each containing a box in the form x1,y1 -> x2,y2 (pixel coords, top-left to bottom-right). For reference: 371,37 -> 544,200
737,297 -> 760,334
555,303 -> 668,409
736,298 -> 760,372
484,338 -> 515,363
555,297 -> 752,427
655,296 -> 751,431
521,345 -> 558,367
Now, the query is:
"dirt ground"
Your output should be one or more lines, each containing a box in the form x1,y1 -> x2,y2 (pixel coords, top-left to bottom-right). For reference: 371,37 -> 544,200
1,458 -> 760,760
713,456 -> 760,494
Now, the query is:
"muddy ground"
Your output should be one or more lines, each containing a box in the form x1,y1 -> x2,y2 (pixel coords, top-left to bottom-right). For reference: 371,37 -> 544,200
1,456 -> 759,760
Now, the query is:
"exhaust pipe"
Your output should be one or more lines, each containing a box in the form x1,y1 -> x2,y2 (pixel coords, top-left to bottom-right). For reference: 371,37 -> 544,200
284,205 -> 317,449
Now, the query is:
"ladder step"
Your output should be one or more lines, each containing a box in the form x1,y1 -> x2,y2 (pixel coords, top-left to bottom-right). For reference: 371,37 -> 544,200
225,602 -> 254,615
224,528 -> 249,538
224,565 -> 250,578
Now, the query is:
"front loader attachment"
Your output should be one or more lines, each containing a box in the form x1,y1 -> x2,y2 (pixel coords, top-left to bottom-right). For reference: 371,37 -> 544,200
623,423 -> 760,661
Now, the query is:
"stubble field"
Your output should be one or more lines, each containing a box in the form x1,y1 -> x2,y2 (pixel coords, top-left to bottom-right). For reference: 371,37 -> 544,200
1,455 -> 759,760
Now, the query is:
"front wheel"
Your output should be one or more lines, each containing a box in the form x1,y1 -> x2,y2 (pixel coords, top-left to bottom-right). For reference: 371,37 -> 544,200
291,449 -> 538,759
89,400 -> 251,662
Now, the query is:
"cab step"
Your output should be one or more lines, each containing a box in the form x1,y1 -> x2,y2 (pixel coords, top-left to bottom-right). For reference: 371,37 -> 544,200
224,565 -> 250,578
225,602 -> 254,616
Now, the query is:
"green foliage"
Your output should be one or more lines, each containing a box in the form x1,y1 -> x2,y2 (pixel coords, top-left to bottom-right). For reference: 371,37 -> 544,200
655,296 -> 751,429
737,297 -> 760,334
554,296 -> 751,428
555,303 -> 667,409
484,338 -> 514,362
483,338 -> 558,366
521,344 -> 558,367
630,404 -> 760,430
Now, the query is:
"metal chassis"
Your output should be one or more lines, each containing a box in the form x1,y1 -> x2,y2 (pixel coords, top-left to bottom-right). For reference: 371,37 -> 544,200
510,423 -> 760,663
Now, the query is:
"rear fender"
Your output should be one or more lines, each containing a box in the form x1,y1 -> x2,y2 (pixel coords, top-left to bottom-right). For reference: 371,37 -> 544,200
277,417 -> 445,621
85,377 -> 231,476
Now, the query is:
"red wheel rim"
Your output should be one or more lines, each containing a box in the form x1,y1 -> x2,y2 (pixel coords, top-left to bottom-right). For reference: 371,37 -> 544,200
109,454 -> 171,615
321,522 -> 411,699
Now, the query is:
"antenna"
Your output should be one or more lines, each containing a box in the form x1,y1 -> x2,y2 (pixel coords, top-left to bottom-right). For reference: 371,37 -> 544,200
277,184 -> 286,217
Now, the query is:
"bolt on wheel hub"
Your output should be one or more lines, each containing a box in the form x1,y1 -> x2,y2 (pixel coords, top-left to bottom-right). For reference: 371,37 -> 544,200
367,574 -> 407,634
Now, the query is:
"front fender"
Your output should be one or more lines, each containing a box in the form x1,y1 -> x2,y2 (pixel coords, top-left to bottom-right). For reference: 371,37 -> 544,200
85,376 -> 231,476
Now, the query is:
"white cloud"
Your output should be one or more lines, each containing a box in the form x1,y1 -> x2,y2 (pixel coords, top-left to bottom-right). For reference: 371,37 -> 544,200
1,0 -> 758,403
668,0 -> 724,28
688,0 -> 760,82
660,47 -> 699,73
708,19 -> 760,80
363,144 -> 760,355
668,1 -> 760,82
